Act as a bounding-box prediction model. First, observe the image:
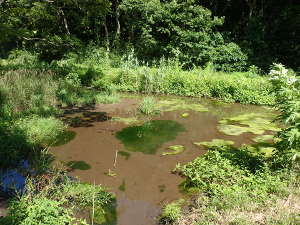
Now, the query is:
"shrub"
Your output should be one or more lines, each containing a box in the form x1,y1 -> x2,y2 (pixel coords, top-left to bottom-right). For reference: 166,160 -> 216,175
6,197 -> 77,225
13,116 -> 66,147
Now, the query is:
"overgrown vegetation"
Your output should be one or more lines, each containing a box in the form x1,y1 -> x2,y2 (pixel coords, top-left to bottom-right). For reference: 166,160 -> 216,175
0,0 -> 299,223
160,64 -> 300,225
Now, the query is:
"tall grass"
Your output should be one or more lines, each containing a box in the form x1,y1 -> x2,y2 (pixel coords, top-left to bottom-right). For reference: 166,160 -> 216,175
0,69 -> 58,117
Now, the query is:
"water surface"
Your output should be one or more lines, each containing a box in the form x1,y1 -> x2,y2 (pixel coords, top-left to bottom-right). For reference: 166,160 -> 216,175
51,95 -> 275,225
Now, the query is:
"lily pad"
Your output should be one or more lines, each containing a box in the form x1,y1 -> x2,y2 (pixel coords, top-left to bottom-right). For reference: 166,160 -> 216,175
252,135 -> 274,143
162,145 -> 185,156
194,139 -> 235,148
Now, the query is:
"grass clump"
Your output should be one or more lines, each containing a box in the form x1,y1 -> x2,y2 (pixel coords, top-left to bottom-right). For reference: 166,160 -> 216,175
138,97 -> 160,115
0,69 -> 58,117
160,200 -> 183,224
13,116 -> 66,147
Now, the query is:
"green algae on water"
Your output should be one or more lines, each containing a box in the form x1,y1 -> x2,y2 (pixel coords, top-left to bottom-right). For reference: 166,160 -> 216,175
218,124 -> 265,136
116,120 -> 186,154
111,116 -> 140,125
158,99 -> 208,112
162,145 -> 185,156
218,112 -> 280,136
67,160 -> 91,170
194,139 -> 235,148
252,135 -> 274,143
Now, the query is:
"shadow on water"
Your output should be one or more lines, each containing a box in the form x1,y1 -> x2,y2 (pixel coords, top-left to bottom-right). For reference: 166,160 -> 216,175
116,120 -> 186,154
63,111 -> 111,128
52,131 -> 77,146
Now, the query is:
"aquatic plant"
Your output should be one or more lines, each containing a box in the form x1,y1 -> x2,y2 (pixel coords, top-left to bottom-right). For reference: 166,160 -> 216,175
138,96 -> 160,115
181,113 -> 189,118
111,116 -> 140,125
252,135 -> 274,143
158,99 -> 208,112
194,139 -> 234,148
162,145 -> 185,156
218,112 -> 280,136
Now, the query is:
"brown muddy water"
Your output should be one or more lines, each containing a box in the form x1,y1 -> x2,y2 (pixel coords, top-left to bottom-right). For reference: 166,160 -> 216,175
51,95 -> 276,225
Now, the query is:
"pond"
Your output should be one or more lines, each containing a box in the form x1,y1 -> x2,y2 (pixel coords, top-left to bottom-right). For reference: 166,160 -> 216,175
50,94 -> 278,225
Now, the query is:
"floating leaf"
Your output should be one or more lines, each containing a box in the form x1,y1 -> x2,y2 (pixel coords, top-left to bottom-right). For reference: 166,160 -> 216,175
162,145 -> 185,156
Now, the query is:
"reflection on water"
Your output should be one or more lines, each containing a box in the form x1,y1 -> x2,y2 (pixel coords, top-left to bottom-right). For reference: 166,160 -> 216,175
116,120 -> 186,154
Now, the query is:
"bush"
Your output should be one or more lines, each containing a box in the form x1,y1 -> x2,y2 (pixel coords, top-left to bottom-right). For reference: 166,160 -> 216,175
13,116 -> 66,147
7,197 -> 76,225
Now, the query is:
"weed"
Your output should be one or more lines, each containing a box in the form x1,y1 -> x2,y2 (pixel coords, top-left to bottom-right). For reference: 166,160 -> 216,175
160,200 -> 183,224
138,97 -> 160,115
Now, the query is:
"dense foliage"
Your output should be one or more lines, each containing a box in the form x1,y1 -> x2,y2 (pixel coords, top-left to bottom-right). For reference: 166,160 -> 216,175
1,0 -> 298,71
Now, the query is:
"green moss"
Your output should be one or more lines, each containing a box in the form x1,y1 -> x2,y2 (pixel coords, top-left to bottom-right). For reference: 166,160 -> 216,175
252,135 -> 274,143
67,161 -> 91,170
162,145 -> 185,156
158,99 -> 208,112
111,117 -> 140,125
116,120 -> 186,154
194,139 -> 235,148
